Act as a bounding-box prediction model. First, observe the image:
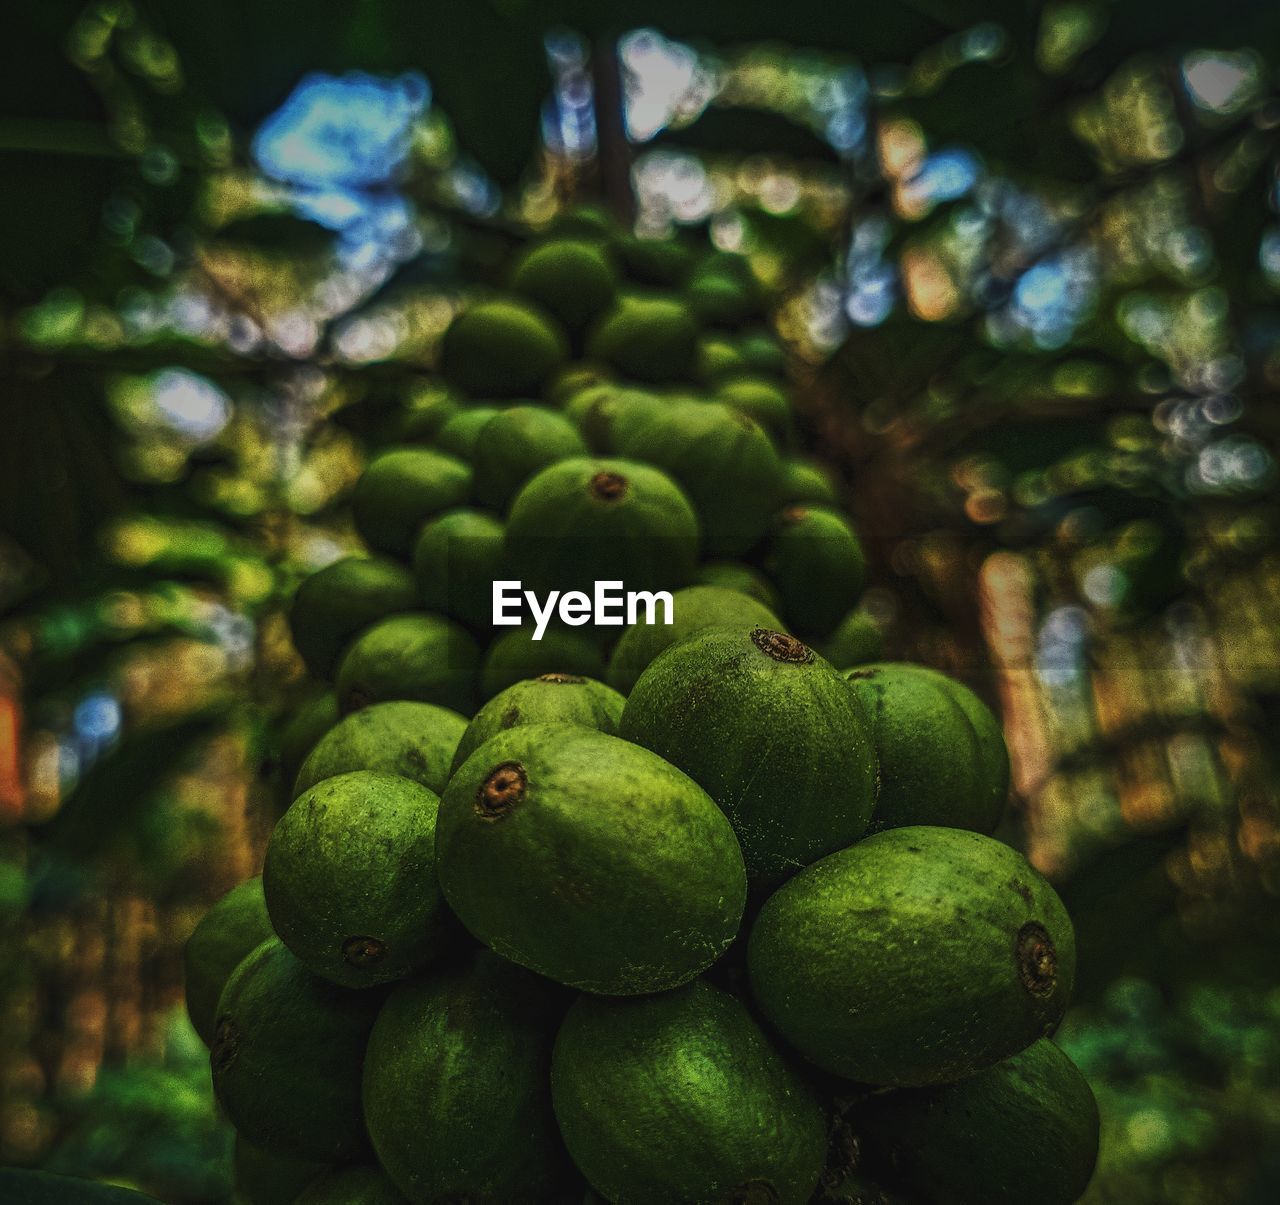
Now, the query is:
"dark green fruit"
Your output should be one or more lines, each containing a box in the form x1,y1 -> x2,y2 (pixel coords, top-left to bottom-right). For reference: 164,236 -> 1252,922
613,399 -> 782,555
546,361 -> 613,405
562,385 -> 664,454
510,238 -> 618,331
859,1039 -> 1100,1205
586,294 -> 699,383
436,724 -> 746,994
294,701 -> 466,797
716,376 -> 792,444
411,508 -> 504,628
288,557 -> 417,679
766,505 -> 867,636
0,1170 -> 160,1203
844,663 -> 1003,834
479,626 -> 607,700
294,1165 -> 407,1204
452,673 -> 624,771
470,405 -> 587,510
607,585 -> 782,695
736,329 -> 788,377
614,234 -> 696,286
275,691 -> 339,797
779,456 -> 840,506
363,952 -> 567,1203
695,332 -> 747,384
233,1135 -> 326,1205
265,771 -> 451,987
506,457 -> 699,597
821,608 -> 883,669
336,614 -> 479,716
693,559 -> 783,612
552,980 -> 826,1205
211,938 -> 381,1160
351,449 -> 472,557
183,877 -> 272,1047
621,626 -> 876,883
392,387 -> 460,444
686,269 -> 761,329
748,826 -> 1076,1086
439,298 -> 569,397
432,404 -> 500,460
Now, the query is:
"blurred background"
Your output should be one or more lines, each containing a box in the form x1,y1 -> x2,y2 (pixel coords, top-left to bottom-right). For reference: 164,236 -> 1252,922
2,2 -> 1279,1201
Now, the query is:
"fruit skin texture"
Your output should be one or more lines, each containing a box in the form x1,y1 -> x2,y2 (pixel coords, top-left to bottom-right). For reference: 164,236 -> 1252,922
586,294 -> 699,383
439,298 -> 569,397
288,557 -> 417,679
411,508 -> 505,628
621,626 -> 876,884
845,663 -> 1005,834
294,1164 -> 408,1204
563,385 -> 664,454
436,724 -> 747,994
470,404 -> 587,510
351,448 -> 472,557
211,938 -> 382,1160
693,559 -> 783,612
510,238 -> 618,331
748,826 -> 1076,1086
183,877 -> 272,1047
715,375 -> 792,445
613,398 -> 782,556
505,456 -> 699,597
551,980 -> 827,1205
452,673 -> 624,772
766,505 -> 867,636
363,952 -> 567,1203
431,404 -> 499,460
336,613 -> 479,717
479,626 -> 607,700
294,700 -> 467,797
858,1039 -> 1100,1205
820,608 -> 883,669
264,772 -> 452,988
779,456 -> 839,506
606,585 -> 783,696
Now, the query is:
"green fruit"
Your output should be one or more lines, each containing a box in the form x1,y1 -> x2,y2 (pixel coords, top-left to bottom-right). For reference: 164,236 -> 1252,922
470,405 -> 587,510
693,560 -> 783,612
336,614 -> 479,716
506,457 -> 699,596
265,772 -> 451,988
613,399 -> 782,555
294,1165 -> 407,1204
510,238 -> 618,330
393,389 -> 460,443
748,826 -> 1076,1086
211,938 -> 381,1160
294,701 -> 466,797
766,505 -> 867,636
715,376 -> 792,444
695,333 -> 747,384
859,1039 -> 1099,1205
552,980 -> 826,1205
550,203 -> 616,240
821,608 -> 883,669
453,673 -> 624,771
546,361 -> 613,405
0,1170 -> 159,1203
275,691 -> 339,796
614,234 -> 696,286
844,663 -> 1003,834
432,404 -> 500,460
607,586 -> 782,695
439,298 -> 569,397
563,385 -> 665,454
621,626 -> 876,883
184,877 -> 272,1047
779,456 -> 840,506
351,449 -> 472,557
687,269 -> 761,328
479,626 -> 608,700
586,294 -> 699,383
233,1136 -> 327,1205
436,724 -> 746,994
363,952 -> 567,1202
411,508 -> 504,627
736,329 -> 788,376
288,557 -> 417,679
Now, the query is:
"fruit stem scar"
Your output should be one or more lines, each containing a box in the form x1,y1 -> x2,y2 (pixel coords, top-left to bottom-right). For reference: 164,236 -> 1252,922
751,628 -> 813,664
476,761 -> 528,820
343,935 -> 386,967
589,470 -> 628,501
537,672 -> 586,684
1016,921 -> 1058,998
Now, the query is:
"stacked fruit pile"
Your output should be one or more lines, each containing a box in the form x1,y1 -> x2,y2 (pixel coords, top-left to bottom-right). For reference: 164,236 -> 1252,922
186,219 -> 1100,1205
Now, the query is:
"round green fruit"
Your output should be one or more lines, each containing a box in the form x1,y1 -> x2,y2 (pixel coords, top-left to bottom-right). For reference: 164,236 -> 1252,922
479,626 -> 607,700
545,361 -> 613,405
274,691 -> 339,798
452,673 -> 624,772
288,557 -> 417,680
562,385 -> 665,454
0,1170 -> 160,1204
821,608 -> 883,669
586,294 -> 699,383
335,614 -> 479,716
211,938 -> 381,1160
184,877 -> 272,1047
621,626 -> 876,883
693,560 -> 783,612
294,701 -> 466,797
431,405 -> 500,460
438,298 -> 568,397
614,234 -> 696,286
393,388 -> 459,444
470,405 -> 587,510
552,980 -> 826,1205
748,826 -> 1076,1086
686,269 -> 761,328
294,1165 -> 406,1204
351,449 -> 471,557
363,952 -> 567,1203
436,724 -> 747,994
736,329 -> 788,376
411,508 -> 504,628
779,456 -> 840,506
695,332 -> 747,384
715,376 -> 792,444
510,238 -> 618,331
766,505 -> 867,636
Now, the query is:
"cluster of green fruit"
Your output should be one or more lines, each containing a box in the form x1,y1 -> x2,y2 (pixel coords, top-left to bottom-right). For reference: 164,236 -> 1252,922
185,220 -> 1099,1205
